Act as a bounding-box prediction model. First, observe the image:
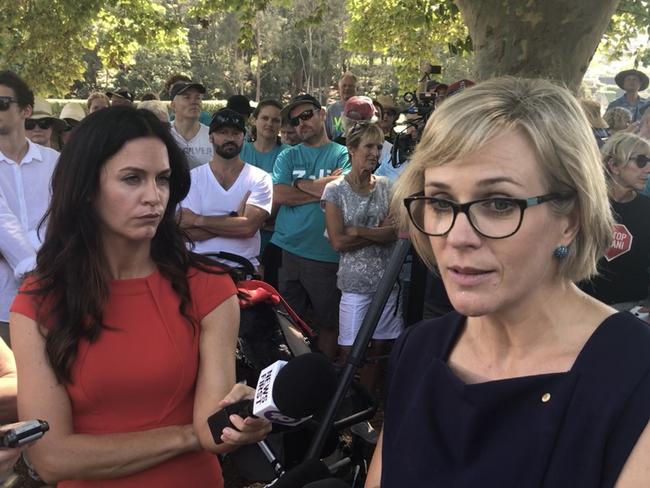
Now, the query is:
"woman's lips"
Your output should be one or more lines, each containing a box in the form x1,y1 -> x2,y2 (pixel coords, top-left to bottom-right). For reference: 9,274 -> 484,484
446,266 -> 495,286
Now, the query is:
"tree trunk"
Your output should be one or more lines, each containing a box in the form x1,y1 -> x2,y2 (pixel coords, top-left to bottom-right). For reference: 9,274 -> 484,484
455,0 -> 620,91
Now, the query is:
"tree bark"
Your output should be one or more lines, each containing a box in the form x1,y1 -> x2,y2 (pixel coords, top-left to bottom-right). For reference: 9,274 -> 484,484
455,0 -> 621,91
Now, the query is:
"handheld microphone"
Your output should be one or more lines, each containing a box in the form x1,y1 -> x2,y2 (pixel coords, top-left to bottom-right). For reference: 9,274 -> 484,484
208,353 -> 337,443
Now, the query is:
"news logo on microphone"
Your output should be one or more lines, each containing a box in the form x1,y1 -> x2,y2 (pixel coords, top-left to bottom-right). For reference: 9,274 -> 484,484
253,361 -> 311,426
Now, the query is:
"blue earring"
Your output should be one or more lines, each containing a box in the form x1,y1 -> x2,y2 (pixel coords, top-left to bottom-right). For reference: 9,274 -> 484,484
553,245 -> 569,259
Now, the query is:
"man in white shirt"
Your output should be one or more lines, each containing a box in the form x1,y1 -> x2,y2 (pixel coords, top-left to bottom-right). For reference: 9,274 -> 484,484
0,71 -> 59,344
178,108 -> 272,268
169,81 -> 213,169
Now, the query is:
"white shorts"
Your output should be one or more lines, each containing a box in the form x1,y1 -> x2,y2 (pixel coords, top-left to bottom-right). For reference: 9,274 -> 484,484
338,290 -> 404,346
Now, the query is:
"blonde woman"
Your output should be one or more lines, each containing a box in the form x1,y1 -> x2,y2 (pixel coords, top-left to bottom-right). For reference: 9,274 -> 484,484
366,78 -> 650,488
581,132 -> 650,310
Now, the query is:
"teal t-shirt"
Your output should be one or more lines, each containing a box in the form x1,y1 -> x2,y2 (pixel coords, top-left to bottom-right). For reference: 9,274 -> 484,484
271,142 -> 350,262
240,141 -> 290,174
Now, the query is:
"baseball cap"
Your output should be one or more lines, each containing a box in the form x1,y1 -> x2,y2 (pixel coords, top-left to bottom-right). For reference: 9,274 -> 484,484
170,82 -> 206,100
280,94 -> 322,120
106,88 -> 134,102
209,108 -> 246,133
343,96 -> 376,121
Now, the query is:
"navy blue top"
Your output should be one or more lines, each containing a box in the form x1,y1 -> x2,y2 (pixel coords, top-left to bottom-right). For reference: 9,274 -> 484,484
382,312 -> 650,487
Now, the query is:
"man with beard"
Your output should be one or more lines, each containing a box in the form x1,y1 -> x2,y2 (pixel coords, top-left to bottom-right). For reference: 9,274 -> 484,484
178,108 -> 272,268
170,81 -> 213,169
272,94 -> 349,359
0,71 -> 59,345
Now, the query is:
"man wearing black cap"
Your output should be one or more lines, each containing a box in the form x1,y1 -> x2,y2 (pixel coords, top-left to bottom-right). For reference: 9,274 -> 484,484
169,81 -> 212,169
608,69 -> 648,122
271,94 -> 350,359
106,88 -> 134,107
178,108 -> 272,268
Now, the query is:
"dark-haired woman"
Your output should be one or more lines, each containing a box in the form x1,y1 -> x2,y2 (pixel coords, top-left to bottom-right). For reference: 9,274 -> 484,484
8,107 -> 271,487
240,100 -> 289,287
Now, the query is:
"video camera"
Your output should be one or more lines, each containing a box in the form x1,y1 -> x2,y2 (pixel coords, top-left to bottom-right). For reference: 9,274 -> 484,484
391,64 -> 443,168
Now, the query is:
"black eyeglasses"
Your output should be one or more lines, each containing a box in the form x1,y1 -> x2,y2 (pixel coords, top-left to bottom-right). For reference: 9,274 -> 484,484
403,192 -> 574,239
62,120 -> 78,132
0,96 -> 18,111
25,119 -> 53,130
289,108 -> 319,127
631,154 -> 650,169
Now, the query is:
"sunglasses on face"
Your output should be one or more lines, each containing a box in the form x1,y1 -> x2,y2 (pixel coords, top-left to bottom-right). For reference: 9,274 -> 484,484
62,120 -> 78,132
0,96 -> 18,111
25,119 -> 53,130
632,154 -> 650,169
289,108 -> 319,127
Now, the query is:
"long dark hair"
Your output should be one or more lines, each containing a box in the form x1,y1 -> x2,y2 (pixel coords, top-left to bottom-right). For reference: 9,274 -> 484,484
250,99 -> 283,145
32,106 -> 209,383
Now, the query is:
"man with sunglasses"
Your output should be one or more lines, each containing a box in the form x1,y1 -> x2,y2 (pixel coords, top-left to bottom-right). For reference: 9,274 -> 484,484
169,81 -> 213,169
179,108 -> 272,269
24,97 -> 66,149
0,71 -> 59,345
272,94 -> 350,359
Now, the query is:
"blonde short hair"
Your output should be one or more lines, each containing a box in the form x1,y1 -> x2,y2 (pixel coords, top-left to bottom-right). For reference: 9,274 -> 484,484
600,131 -> 650,186
392,77 -> 613,283
137,100 -> 170,124
603,106 -> 632,131
86,92 -> 109,110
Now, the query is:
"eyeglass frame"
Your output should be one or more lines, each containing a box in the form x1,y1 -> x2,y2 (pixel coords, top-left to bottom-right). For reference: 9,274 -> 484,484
289,107 -> 319,127
0,96 -> 19,112
25,119 -> 54,130
631,154 -> 650,169
403,191 -> 575,239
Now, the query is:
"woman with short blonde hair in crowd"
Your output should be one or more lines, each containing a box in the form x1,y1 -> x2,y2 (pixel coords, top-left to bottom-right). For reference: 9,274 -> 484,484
366,77 -> 650,488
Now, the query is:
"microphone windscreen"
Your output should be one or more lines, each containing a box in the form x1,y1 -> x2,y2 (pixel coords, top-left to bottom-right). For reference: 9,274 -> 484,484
273,353 -> 338,419
270,458 -> 331,488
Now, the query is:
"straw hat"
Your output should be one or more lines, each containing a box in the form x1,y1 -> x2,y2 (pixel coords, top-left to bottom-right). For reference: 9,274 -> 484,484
59,102 -> 86,123
30,97 -> 67,131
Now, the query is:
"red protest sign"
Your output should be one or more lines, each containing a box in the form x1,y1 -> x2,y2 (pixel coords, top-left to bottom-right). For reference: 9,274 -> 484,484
604,223 -> 633,262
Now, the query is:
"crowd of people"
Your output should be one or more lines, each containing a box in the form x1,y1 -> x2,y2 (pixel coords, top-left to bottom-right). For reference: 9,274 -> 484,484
0,64 -> 648,487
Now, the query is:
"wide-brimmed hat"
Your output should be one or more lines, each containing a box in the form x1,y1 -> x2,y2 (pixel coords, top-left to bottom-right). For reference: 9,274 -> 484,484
29,97 -> 67,131
280,94 -> 322,120
615,69 -> 649,91
376,95 -> 398,111
59,102 -> 86,123
106,88 -> 134,102
170,81 -> 206,100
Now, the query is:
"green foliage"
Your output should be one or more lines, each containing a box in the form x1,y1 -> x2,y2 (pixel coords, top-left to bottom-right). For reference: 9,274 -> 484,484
0,0 -> 104,95
0,0 -> 186,97
601,0 -> 650,65
345,0 -> 471,87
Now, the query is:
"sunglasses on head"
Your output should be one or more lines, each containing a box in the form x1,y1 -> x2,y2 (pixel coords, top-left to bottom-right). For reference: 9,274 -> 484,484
0,96 -> 18,111
289,108 -> 319,127
632,154 -> 650,169
25,119 -> 53,130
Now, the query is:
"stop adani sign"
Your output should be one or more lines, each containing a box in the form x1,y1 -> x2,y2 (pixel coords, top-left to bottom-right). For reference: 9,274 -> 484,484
604,223 -> 633,261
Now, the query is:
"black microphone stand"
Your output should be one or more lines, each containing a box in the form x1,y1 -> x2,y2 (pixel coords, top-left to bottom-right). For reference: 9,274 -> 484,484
305,238 -> 411,460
